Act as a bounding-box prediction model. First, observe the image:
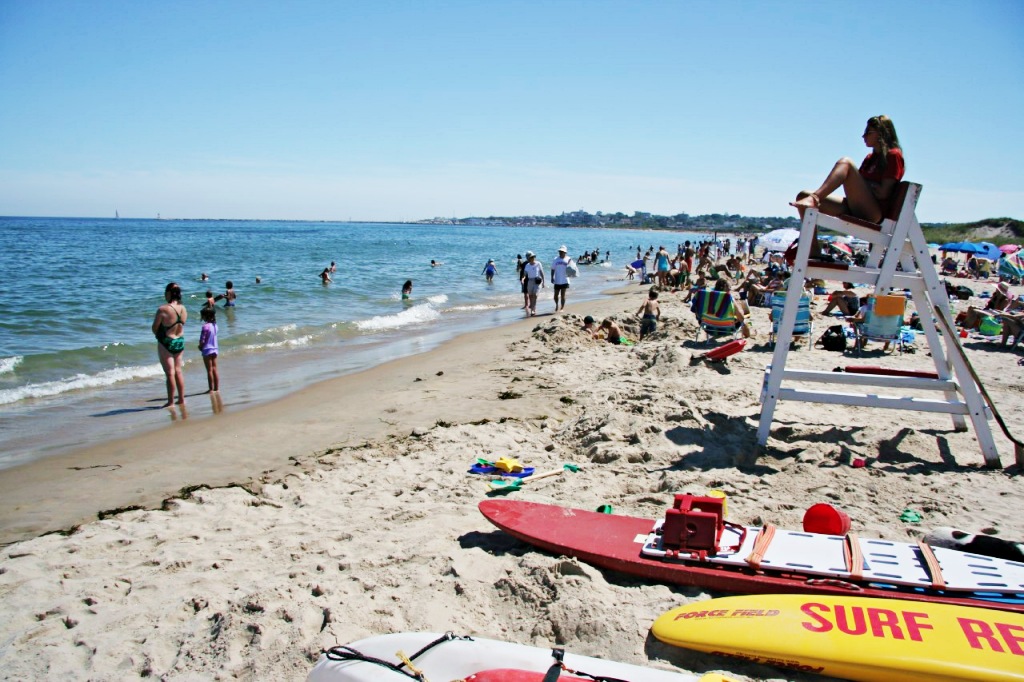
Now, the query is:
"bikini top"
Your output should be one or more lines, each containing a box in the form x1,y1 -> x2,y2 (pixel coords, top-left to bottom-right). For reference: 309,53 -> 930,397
159,305 -> 184,336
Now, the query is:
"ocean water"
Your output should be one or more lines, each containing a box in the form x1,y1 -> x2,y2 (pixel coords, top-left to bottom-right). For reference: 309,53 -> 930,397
0,217 -> 708,468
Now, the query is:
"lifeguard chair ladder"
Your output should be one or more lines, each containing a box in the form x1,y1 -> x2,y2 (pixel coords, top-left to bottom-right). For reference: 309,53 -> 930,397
757,183 -> 1002,468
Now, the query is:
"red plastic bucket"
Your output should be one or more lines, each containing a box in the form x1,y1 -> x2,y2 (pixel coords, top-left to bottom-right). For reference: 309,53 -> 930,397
803,503 -> 851,535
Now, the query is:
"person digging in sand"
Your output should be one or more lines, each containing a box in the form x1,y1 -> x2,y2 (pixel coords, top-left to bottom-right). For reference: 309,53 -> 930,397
637,289 -> 660,340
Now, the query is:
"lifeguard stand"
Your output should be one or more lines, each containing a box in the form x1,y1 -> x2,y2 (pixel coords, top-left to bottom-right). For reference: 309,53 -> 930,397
758,183 -> 1002,468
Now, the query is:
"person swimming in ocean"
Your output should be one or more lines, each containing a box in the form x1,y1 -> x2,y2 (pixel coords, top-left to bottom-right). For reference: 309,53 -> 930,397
402,280 -> 413,300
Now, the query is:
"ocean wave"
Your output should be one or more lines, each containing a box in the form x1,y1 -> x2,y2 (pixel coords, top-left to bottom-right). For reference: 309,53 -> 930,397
424,294 -> 448,305
355,303 -> 441,331
257,323 -> 299,335
0,363 -> 165,405
446,303 -> 504,313
0,356 -> 23,375
240,335 -> 315,352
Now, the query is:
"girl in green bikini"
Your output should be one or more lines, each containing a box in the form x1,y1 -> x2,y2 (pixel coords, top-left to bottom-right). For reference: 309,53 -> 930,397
152,282 -> 188,407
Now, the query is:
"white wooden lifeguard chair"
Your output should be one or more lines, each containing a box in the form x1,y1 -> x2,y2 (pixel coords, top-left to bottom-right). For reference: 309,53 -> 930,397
757,183 -> 1004,468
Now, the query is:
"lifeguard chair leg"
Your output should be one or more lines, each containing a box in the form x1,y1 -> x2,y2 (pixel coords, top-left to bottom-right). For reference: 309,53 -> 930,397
757,207 -> 819,446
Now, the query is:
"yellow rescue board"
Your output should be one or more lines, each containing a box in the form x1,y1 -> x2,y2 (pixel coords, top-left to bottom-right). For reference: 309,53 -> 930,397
652,594 -> 1024,682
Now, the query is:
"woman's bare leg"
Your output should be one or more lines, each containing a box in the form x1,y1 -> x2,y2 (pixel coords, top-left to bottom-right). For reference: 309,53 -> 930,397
173,353 -> 186,404
792,157 -> 882,221
158,346 -> 176,407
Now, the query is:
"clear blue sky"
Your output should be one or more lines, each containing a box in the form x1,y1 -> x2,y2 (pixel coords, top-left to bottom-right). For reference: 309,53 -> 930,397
1,0 -> 1021,223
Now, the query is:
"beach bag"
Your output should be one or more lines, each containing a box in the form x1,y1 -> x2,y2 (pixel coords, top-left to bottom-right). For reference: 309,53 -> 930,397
816,325 -> 848,352
979,315 -> 1003,337
566,259 -> 579,278
955,285 -> 974,301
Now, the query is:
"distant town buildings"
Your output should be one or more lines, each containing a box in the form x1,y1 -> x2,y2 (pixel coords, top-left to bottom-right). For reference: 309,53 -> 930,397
417,209 -> 801,232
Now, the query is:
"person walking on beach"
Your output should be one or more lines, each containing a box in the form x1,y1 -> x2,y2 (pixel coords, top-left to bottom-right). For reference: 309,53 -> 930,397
198,306 -> 219,393
516,255 -> 528,309
551,246 -> 571,312
522,251 -> 544,316
152,282 -> 187,407
791,115 -> 905,224
482,259 -> 497,283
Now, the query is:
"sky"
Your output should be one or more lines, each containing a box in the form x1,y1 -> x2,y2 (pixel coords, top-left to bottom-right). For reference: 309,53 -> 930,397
1,1 -> 1022,223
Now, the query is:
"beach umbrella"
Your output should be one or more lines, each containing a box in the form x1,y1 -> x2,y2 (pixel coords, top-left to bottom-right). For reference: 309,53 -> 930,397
760,228 -> 801,252
939,241 -> 983,254
999,253 -> 1024,280
977,242 -> 1001,261
829,241 -> 853,255
999,244 -> 1021,254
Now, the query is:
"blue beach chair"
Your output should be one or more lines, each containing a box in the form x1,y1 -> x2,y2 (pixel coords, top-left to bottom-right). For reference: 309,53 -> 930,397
853,295 -> 907,354
769,290 -> 814,350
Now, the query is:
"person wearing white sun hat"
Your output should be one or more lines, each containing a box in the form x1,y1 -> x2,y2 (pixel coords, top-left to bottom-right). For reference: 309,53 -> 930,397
522,251 -> 544,316
551,246 -> 572,312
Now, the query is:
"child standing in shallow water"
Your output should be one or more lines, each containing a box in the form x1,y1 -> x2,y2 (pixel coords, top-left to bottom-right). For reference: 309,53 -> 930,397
198,306 -> 219,392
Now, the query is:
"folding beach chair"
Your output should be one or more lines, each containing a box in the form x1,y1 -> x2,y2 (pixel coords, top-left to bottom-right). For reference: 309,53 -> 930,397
853,294 -> 906,355
769,290 -> 813,350
691,288 -> 741,344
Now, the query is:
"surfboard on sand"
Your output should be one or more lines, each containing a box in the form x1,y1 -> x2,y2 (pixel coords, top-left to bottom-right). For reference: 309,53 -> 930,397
652,593 -> 1024,682
306,631 -> 736,681
477,498 -> 1024,614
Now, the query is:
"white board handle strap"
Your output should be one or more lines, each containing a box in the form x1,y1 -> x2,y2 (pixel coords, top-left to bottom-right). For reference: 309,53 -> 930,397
744,524 -> 776,569
844,534 -> 864,581
917,540 -> 947,590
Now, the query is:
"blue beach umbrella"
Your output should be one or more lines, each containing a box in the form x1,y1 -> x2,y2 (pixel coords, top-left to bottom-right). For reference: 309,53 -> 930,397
976,242 -> 1001,261
939,241 -> 983,254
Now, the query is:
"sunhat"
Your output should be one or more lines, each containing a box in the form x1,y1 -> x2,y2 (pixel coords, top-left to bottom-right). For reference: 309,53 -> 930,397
526,251 -> 535,258
559,245 -> 567,252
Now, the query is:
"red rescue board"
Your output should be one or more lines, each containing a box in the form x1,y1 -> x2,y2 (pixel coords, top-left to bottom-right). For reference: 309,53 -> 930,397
477,499 -> 1024,614
702,338 -> 746,362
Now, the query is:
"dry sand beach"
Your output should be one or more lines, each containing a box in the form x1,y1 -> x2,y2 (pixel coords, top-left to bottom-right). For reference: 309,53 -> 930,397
1,277 -> 1022,681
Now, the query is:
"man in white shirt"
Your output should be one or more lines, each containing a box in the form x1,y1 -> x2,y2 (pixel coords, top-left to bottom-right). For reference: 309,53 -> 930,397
522,251 -> 545,317
551,245 -> 571,312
